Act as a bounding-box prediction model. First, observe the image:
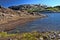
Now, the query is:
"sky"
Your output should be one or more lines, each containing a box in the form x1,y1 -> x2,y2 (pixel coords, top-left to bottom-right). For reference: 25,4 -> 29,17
0,0 -> 60,7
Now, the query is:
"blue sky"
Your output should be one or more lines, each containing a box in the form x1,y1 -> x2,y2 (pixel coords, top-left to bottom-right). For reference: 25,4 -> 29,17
0,0 -> 60,7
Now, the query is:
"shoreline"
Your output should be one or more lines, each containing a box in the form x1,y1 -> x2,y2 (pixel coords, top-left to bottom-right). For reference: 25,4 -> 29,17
0,15 -> 45,32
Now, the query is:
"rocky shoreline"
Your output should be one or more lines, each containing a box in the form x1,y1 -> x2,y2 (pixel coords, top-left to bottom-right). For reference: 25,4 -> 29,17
0,6 -> 46,32
0,15 -> 45,32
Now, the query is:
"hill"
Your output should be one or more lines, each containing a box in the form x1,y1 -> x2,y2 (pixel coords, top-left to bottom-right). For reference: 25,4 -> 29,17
0,5 -> 45,31
9,4 -> 60,12
8,4 -> 47,12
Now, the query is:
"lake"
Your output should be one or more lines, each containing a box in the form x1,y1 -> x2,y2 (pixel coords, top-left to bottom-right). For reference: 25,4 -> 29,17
9,13 -> 60,33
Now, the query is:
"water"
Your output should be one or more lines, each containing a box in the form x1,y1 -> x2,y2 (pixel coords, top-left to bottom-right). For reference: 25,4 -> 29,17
9,13 -> 60,33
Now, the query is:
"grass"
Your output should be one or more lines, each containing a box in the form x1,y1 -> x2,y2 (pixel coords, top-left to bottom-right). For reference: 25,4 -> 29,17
0,32 -> 46,40
0,31 -> 59,40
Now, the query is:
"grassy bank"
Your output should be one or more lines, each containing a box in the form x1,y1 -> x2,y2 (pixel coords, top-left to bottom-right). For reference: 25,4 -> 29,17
0,31 -> 60,40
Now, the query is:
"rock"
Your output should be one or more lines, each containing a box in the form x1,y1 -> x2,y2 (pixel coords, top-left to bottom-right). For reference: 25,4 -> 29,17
40,37 -> 44,40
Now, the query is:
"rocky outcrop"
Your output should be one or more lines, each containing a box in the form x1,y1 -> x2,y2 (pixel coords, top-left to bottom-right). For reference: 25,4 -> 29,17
0,6 -> 45,24
0,6 -> 46,31
0,7 -> 20,24
8,4 -> 47,11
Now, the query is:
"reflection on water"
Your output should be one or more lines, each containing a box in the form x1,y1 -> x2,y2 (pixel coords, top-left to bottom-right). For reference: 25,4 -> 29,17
9,13 -> 60,33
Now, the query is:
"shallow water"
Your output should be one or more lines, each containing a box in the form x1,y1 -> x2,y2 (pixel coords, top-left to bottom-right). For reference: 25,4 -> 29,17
9,13 -> 60,33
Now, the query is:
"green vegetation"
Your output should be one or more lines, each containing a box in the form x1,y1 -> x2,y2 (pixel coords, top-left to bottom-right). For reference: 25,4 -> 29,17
0,31 -> 60,40
0,32 -> 16,37
27,8 -> 40,13
9,4 -> 60,12
46,7 -> 60,12
0,32 -> 48,40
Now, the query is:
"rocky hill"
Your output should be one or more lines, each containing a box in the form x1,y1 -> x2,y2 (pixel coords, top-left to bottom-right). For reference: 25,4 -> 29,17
8,4 -> 47,12
0,5 -> 45,24
9,4 -> 60,12
0,6 -> 19,24
0,5 -> 46,31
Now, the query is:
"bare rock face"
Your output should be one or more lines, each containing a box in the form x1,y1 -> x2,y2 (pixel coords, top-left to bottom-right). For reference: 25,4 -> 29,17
0,7 -> 20,24
0,6 -> 45,24
8,4 -> 46,17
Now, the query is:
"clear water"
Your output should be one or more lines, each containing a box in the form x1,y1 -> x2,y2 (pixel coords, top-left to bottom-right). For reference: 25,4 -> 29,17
9,13 -> 60,33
